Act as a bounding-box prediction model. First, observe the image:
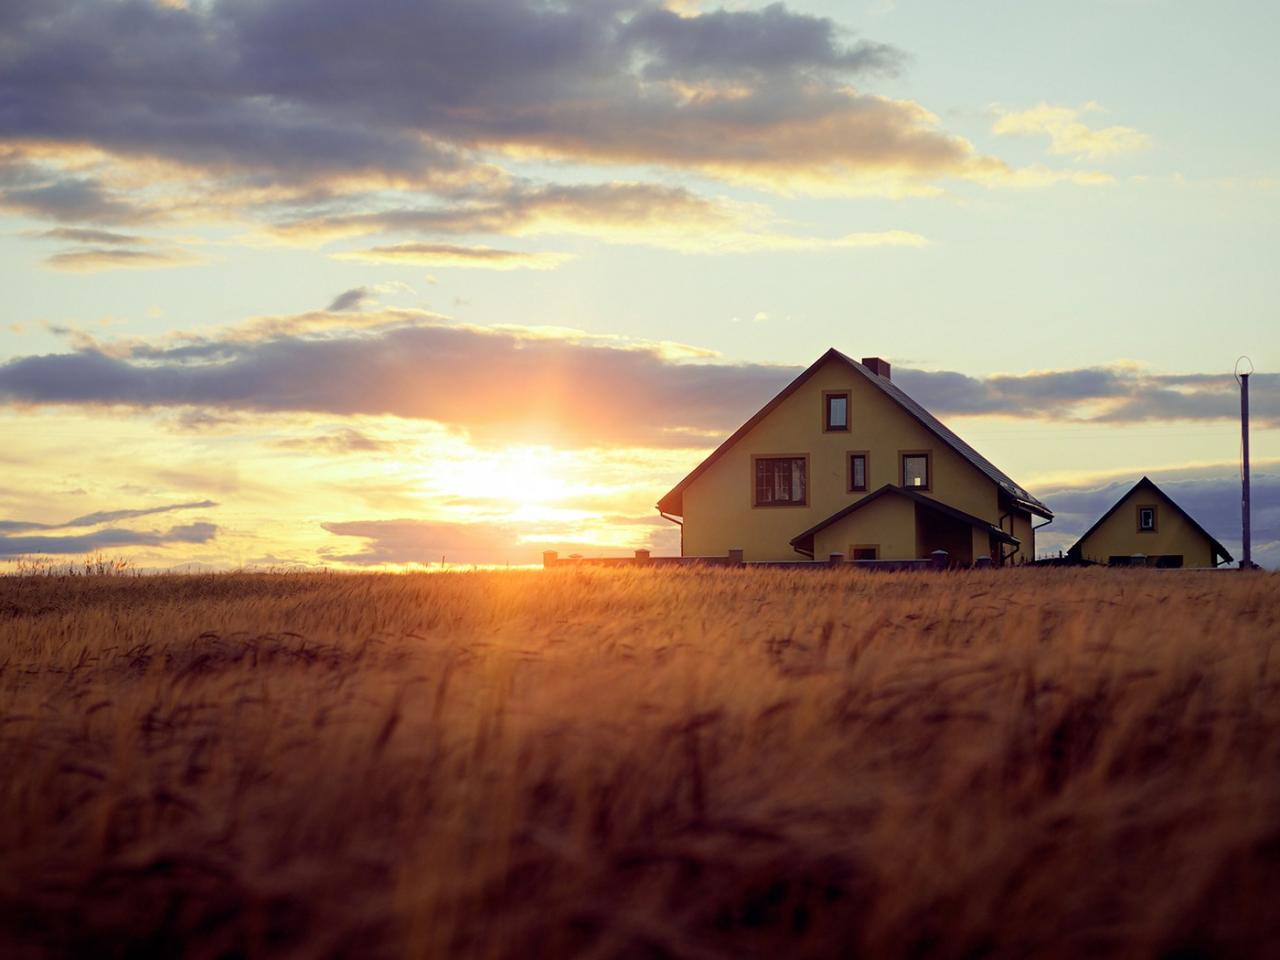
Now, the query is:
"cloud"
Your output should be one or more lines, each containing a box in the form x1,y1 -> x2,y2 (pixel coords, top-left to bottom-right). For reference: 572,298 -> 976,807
0,499 -> 218,534
274,428 -> 401,455
0,0 -> 1093,243
0,316 -> 793,447
895,366 -> 1279,427
43,246 -> 198,271
326,287 -> 373,312
0,321 -> 1274,447
620,4 -> 905,80
334,243 -> 574,270
0,522 -> 218,557
32,227 -> 144,245
22,222 -> 200,271
270,182 -> 735,243
0,175 -> 156,224
1036,469 -> 1279,568
993,102 -> 1149,160
281,182 -> 927,254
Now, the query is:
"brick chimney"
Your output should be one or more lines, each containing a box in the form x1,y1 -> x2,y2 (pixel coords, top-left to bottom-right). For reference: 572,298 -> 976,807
861,356 -> 891,380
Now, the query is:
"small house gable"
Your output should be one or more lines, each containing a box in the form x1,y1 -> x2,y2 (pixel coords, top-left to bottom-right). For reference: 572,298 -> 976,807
1066,476 -> 1233,568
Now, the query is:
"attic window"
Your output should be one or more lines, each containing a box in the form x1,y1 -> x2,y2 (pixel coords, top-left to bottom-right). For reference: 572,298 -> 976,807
901,452 -> 931,491
824,392 -> 849,432
754,455 -> 808,507
1138,505 -> 1157,532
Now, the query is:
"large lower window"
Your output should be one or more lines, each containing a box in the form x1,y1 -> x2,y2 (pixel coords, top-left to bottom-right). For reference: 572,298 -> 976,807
754,456 -> 807,506
901,452 -> 931,490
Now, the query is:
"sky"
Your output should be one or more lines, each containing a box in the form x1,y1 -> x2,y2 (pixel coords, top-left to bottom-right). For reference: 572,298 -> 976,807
1,0 -> 1276,569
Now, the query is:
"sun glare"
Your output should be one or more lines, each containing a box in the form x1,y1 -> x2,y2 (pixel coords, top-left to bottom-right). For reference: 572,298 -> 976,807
432,445 -> 576,513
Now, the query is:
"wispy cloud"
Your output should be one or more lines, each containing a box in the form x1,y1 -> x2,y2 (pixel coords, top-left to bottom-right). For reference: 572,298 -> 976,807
269,182 -> 735,243
31,227 -> 145,245
326,287 -> 373,312
274,429 -> 401,455
993,102 -> 1149,160
0,499 -> 218,534
43,247 -> 198,271
334,243 -> 574,270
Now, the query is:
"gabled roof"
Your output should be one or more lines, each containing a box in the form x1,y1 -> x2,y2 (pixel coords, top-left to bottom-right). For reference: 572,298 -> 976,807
656,348 -> 1052,518
1065,476 -> 1234,563
788,483 -> 1020,556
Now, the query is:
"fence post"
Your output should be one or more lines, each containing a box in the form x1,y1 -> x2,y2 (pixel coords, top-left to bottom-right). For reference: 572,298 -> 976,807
828,553 -> 844,566
930,549 -> 949,571
543,550 -> 558,569
727,548 -> 744,565
634,548 -> 651,564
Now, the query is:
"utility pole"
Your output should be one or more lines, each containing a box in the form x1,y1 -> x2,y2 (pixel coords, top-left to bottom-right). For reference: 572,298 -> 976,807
1239,359 -> 1253,570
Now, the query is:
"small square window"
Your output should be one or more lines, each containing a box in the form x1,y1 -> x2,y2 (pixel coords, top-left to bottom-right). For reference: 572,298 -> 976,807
824,392 -> 849,431
1138,506 -> 1156,532
852,545 -> 878,561
849,453 -> 868,492
902,453 -> 930,490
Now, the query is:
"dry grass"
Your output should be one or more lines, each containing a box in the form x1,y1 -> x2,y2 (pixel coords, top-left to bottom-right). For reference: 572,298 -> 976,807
1,567 -> 1279,959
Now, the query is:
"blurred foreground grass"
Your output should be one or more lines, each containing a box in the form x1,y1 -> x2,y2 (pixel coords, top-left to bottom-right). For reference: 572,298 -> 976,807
1,567 -> 1278,958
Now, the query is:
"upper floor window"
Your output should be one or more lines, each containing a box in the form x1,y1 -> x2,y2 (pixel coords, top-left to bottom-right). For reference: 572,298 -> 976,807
901,452 -> 931,490
754,456 -> 808,506
823,391 -> 849,432
849,452 -> 868,492
1137,505 -> 1157,532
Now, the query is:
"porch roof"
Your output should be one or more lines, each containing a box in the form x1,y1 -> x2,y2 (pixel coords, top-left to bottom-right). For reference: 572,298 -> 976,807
789,483 -> 1020,554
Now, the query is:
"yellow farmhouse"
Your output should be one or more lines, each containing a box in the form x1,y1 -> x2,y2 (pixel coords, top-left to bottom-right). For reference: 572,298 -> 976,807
657,349 -> 1053,565
1066,476 -> 1233,568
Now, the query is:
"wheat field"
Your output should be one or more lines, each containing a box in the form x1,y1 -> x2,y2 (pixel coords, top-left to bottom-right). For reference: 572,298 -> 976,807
1,567 -> 1278,958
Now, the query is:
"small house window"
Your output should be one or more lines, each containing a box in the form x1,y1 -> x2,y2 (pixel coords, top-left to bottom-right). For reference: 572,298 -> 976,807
849,452 -> 868,492
824,392 -> 849,432
852,545 -> 878,561
901,452 -> 930,490
1138,506 -> 1157,532
754,456 -> 807,506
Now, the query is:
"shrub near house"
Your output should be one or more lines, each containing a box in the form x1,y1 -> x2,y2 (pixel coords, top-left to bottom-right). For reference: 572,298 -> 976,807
657,349 -> 1052,565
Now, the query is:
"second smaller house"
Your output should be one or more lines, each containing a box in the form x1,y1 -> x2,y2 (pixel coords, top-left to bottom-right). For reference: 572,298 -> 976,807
1066,476 -> 1233,568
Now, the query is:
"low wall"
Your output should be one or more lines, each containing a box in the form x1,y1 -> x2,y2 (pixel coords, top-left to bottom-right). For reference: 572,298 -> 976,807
543,549 -> 958,571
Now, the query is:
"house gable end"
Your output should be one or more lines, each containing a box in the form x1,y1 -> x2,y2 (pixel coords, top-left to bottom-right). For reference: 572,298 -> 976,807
657,348 -> 1050,521
1066,476 -> 1233,565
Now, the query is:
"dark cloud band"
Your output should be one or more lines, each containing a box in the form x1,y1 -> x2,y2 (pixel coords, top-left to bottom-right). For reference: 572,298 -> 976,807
0,522 -> 217,557
0,317 -> 1272,446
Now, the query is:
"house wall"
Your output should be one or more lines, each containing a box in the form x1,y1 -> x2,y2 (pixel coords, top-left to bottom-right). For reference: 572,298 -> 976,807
972,526 -> 993,565
681,357 -> 1002,560
1008,510 -> 1036,565
1076,490 -> 1218,567
813,494 -> 917,561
